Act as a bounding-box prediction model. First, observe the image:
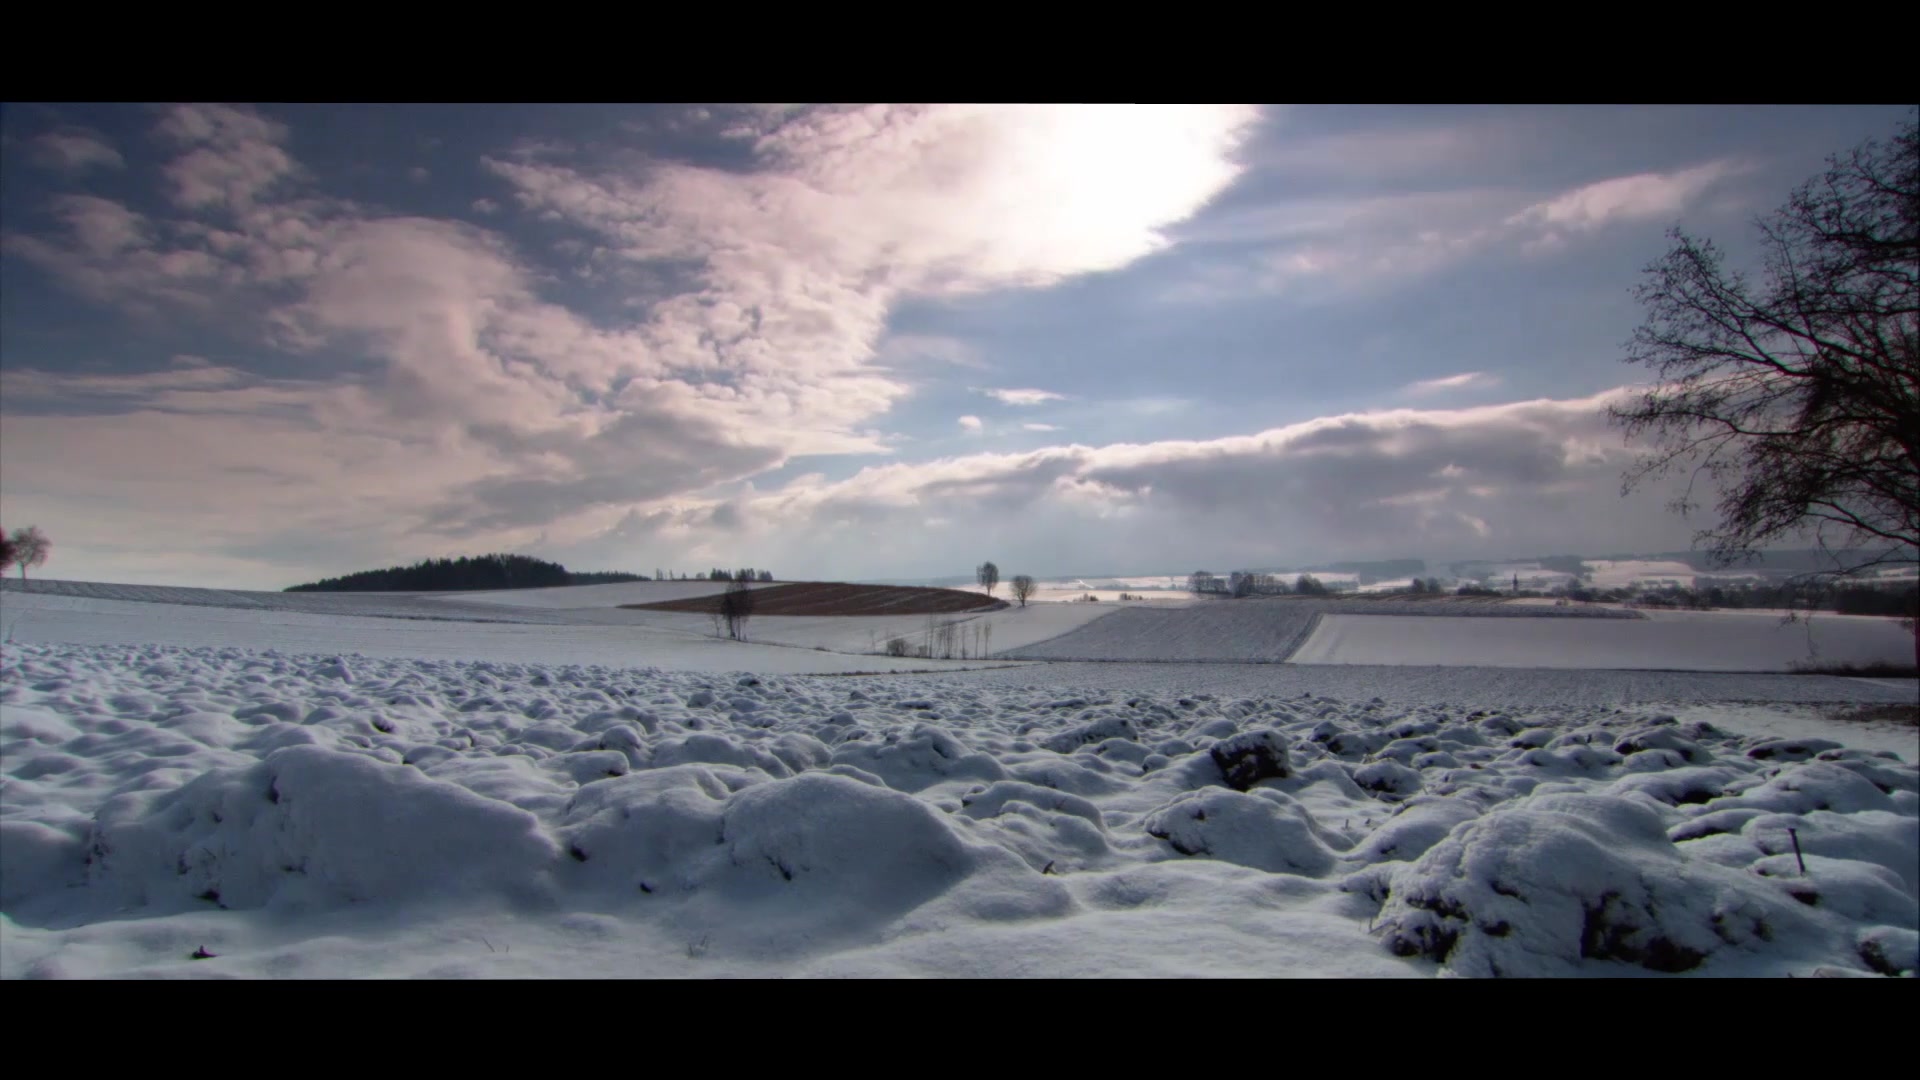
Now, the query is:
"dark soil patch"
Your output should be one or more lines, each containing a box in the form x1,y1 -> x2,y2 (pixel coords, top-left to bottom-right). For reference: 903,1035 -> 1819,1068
1817,702 -> 1919,728
622,582 -> 1006,617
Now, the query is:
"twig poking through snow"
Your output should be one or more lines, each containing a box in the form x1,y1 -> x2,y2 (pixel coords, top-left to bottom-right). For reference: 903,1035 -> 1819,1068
191,945 -> 216,960
1788,828 -> 1807,874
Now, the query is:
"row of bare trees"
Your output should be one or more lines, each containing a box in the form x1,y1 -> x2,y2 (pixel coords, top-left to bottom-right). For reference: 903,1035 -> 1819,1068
882,614 -> 996,659
1187,570 -> 1328,597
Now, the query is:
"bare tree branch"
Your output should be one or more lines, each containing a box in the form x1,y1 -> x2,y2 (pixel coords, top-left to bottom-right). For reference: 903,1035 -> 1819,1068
1610,113 -> 1918,664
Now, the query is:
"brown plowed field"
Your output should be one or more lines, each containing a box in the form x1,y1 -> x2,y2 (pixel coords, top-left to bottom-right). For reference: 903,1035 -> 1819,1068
621,582 -> 1007,616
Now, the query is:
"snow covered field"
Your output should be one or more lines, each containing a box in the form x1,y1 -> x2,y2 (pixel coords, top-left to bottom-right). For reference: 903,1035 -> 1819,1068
3,641 -> 1913,978
1290,610 -> 1917,673
0,589 -> 1022,675
1003,603 -> 1324,662
1003,597 -> 1638,664
2,580 -> 1914,978
931,661 -> 1917,710
635,603 -> 1117,658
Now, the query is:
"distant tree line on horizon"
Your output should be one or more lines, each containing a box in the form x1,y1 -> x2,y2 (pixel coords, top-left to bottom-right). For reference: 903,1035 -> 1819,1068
1189,570 -> 1333,598
285,554 -> 649,593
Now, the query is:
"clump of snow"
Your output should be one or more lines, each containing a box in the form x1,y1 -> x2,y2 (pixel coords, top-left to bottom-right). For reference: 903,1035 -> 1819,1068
86,745 -> 561,912
1142,789 -> 1337,875
1375,793 -> 1823,977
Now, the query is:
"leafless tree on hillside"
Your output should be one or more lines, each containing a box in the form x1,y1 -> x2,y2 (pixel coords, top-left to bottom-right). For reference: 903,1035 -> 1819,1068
720,578 -> 755,641
977,561 -> 1000,598
1010,574 -> 1036,607
8,526 -> 49,581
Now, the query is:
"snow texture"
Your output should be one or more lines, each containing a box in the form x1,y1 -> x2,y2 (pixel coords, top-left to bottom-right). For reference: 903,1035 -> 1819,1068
4,638 -> 1913,979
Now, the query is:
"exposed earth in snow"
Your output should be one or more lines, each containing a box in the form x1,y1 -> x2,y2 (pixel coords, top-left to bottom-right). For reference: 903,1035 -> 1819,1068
625,581 -> 1004,616
2,579 -> 1914,978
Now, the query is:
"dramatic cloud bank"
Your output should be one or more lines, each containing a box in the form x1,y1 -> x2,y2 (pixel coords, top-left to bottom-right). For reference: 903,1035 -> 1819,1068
568,390 -> 1699,580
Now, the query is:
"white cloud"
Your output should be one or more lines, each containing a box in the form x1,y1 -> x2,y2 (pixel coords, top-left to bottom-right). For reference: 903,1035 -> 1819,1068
30,129 -> 124,173
1165,157 -> 1747,302
471,198 -> 501,215
1022,422 -> 1060,432
1404,371 -> 1500,396
957,415 -> 983,432
155,103 -> 300,210
1507,160 -> 1747,234
984,387 -> 1066,406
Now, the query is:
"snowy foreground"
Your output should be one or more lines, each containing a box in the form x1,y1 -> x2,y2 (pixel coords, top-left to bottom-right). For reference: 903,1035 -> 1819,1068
4,641 -> 1915,978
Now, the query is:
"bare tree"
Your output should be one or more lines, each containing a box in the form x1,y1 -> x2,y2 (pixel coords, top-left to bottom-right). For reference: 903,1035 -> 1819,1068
977,561 -> 999,598
1609,114 -> 1917,663
8,526 -> 49,581
0,530 -> 14,577
1010,574 -> 1036,607
719,577 -> 755,641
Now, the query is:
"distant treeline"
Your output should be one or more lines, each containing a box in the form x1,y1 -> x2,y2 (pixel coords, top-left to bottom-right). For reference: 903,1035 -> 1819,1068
1627,581 -> 1917,618
286,554 -> 648,593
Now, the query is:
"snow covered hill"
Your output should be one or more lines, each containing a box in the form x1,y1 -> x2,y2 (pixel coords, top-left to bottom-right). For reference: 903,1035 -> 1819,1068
1291,609 -> 1918,672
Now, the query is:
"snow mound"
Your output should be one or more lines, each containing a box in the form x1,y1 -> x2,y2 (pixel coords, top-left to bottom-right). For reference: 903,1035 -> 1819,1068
87,746 -> 560,912
1377,793 -> 1819,977
829,725 -> 1007,792
1143,789 -> 1337,875
708,772 -> 988,907
1347,796 -> 1482,866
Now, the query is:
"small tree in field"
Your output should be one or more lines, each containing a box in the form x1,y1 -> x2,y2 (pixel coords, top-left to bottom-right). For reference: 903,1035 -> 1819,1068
0,531 -> 14,577
719,577 -> 754,641
1010,574 -> 1036,607
977,561 -> 999,598
8,526 -> 49,580
1610,114 -> 1917,665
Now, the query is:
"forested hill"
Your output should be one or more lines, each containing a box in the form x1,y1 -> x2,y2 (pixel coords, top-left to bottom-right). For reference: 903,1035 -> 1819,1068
285,554 -> 645,592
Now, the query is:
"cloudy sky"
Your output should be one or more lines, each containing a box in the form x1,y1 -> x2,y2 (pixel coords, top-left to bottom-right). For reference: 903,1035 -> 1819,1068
2,103 -> 1910,588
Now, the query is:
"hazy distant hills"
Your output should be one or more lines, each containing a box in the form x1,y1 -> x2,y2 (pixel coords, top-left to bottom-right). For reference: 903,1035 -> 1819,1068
875,549 -> 1900,589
